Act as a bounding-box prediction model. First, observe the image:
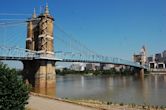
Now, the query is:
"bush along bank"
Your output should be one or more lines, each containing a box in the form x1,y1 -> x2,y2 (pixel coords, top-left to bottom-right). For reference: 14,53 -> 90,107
0,62 -> 30,110
56,67 -> 149,76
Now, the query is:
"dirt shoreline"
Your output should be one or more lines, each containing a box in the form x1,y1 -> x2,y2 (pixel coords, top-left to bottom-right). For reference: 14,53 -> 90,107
28,93 -> 166,110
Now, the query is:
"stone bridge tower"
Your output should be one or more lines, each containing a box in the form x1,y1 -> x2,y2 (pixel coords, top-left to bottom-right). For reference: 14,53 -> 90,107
23,5 -> 56,96
133,46 -> 147,77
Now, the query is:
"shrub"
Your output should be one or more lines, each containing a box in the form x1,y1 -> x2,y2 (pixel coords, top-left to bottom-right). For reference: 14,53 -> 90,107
0,62 -> 29,110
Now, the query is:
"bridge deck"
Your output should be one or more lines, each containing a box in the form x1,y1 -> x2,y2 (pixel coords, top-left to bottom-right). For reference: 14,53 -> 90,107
0,46 -> 146,69
0,56 -> 145,69
0,56 -> 61,61
60,59 -> 142,68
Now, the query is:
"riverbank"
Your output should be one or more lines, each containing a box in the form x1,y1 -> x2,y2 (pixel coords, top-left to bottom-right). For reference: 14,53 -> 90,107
69,99 -> 166,110
27,95 -> 97,110
27,93 -> 166,110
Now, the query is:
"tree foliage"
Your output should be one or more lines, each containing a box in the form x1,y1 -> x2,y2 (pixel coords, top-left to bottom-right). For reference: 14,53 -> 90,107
0,62 -> 29,110
56,67 -> 135,76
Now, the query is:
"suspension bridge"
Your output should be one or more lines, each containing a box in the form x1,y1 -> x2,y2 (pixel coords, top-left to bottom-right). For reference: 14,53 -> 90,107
0,16 -> 144,68
0,5 -> 146,96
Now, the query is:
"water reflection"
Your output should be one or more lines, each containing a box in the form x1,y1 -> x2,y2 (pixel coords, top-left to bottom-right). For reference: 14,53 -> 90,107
56,74 -> 166,106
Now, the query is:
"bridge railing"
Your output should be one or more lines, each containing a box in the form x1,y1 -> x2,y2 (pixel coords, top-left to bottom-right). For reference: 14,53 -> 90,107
0,46 -> 36,58
55,51 -> 142,68
0,46 -> 56,60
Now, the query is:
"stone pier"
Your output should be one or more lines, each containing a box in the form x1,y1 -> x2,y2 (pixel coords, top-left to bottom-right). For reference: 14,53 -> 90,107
23,5 -> 56,96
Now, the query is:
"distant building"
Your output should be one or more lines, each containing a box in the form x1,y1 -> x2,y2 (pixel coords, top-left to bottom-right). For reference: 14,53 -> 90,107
158,62 -> 165,69
149,62 -> 156,69
95,65 -> 101,71
147,56 -> 153,62
86,63 -> 96,71
147,50 -> 166,69
114,65 -> 126,71
70,63 -> 85,71
155,53 -> 162,62
100,63 -> 105,70
103,64 -> 115,70
163,51 -> 166,57
163,50 -> 166,63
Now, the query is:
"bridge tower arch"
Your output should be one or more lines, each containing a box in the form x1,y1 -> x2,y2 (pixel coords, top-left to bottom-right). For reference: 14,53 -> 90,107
23,5 -> 56,96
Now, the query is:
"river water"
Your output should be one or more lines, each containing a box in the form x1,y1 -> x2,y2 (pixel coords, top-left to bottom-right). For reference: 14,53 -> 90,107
56,74 -> 166,106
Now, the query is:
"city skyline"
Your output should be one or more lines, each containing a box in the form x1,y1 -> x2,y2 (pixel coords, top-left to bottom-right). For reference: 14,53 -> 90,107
0,0 -> 166,68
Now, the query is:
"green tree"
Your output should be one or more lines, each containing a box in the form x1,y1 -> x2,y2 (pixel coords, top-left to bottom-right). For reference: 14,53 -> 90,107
0,62 -> 29,110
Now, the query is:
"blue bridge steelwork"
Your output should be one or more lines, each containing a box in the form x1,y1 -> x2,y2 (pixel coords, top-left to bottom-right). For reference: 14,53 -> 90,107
0,45 -> 145,69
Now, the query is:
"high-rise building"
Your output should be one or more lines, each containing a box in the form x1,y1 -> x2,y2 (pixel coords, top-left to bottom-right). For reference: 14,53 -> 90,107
163,50 -> 166,58
155,53 -> 162,62
163,50 -> 166,63
147,56 -> 153,62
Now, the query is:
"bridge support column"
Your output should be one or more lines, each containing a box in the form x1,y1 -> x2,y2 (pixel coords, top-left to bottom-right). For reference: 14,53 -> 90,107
22,60 -> 56,96
140,68 -> 144,78
133,67 -> 144,78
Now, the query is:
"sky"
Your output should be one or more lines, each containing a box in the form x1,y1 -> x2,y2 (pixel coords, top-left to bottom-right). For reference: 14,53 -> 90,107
0,0 -> 166,68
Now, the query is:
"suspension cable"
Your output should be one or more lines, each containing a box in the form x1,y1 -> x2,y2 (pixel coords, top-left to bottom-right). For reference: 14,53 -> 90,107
0,13 -> 31,16
54,23 -> 98,55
